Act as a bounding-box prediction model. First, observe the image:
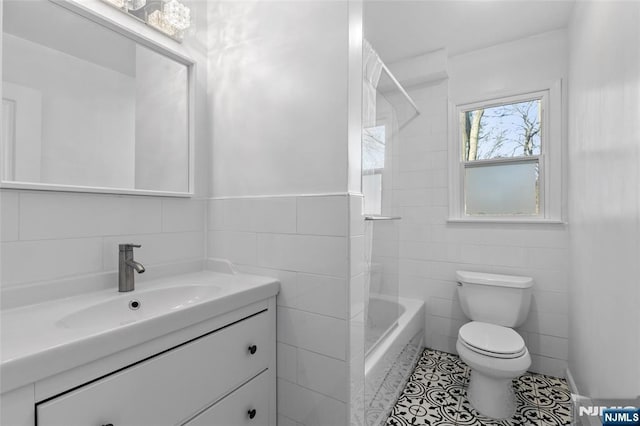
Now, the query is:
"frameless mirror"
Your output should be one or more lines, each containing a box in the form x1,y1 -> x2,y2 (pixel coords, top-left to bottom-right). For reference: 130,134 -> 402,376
1,0 -> 193,195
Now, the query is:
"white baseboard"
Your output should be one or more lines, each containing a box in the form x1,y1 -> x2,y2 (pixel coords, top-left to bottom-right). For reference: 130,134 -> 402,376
566,369 -> 608,426
566,367 -> 580,397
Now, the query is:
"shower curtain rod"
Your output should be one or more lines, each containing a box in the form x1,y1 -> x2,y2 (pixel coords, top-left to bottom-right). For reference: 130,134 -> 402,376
378,60 -> 421,117
377,60 -> 421,131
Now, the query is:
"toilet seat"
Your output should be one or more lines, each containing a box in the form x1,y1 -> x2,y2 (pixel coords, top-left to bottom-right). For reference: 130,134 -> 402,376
458,321 -> 526,359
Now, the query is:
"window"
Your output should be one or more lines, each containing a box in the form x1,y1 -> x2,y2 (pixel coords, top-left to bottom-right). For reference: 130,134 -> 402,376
449,83 -> 562,222
362,125 -> 385,215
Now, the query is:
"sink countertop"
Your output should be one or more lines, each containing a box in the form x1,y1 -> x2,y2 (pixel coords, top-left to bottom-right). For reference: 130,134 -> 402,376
0,271 -> 279,394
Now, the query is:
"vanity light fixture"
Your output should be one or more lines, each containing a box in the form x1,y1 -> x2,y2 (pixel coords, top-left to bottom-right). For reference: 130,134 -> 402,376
100,0 -> 191,42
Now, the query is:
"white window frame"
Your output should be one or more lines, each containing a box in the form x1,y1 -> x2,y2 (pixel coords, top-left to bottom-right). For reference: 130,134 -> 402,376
448,80 -> 564,223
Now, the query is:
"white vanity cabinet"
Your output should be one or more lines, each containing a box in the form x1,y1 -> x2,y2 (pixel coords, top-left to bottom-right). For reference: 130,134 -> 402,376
1,270 -> 279,426
32,304 -> 276,426
36,310 -> 273,426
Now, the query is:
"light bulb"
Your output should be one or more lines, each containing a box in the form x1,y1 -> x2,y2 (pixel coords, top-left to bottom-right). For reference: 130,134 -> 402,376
162,0 -> 191,31
147,10 -> 177,37
126,0 -> 146,11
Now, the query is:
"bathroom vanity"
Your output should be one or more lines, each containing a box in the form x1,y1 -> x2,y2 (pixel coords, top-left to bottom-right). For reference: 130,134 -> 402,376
0,271 -> 279,426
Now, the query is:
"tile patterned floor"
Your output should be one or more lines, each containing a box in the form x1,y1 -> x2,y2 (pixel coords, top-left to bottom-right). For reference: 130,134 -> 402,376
385,348 -> 572,426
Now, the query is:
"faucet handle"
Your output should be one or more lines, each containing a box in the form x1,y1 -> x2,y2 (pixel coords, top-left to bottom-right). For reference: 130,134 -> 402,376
119,243 -> 142,251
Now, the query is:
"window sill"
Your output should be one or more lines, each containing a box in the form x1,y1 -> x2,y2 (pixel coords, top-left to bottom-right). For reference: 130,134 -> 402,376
447,217 -> 566,225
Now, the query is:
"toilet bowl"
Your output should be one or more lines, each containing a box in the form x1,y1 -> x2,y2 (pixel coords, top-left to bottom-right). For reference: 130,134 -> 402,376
455,271 -> 534,419
456,321 -> 531,419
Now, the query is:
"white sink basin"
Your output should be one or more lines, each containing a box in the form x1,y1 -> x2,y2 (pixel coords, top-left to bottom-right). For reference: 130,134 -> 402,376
1,271 -> 280,395
56,285 -> 222,331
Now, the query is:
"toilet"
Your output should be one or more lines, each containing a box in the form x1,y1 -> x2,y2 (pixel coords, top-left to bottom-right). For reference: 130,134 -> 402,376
455,270 -> 533,419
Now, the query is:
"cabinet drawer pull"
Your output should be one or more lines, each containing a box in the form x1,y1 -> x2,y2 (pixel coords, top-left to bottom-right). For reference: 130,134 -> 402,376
247,408 -> 257,419
102,424 -> 114,426
248,345 -> 257,355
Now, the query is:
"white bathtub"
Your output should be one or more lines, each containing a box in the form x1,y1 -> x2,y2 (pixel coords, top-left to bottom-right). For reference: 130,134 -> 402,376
364,296 -> 425,426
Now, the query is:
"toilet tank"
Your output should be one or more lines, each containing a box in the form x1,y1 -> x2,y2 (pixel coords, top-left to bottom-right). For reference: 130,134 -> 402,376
455,270 -> 533,328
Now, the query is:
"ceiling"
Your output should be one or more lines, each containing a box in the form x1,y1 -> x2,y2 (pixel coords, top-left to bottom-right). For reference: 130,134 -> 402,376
364,0 -> 576,63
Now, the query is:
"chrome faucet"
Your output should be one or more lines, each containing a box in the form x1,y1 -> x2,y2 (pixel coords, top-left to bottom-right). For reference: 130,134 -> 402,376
118,244 -> 145,292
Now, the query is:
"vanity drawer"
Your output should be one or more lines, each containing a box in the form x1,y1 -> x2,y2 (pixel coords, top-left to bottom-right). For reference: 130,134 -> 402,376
183,370 -> 270,426
36,311 -> 270,426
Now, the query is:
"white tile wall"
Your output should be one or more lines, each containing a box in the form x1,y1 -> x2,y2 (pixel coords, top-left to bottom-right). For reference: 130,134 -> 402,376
0,190 -> 206,292
350,235 -> 365,277
102,232 -> 204,270
528,334 -> 569,361
385,77 -> 570,377
277,306 -> 347,360
278,414 -> 302,426
297,348 -> 348,402
277,342 -> 298,384
207,194 -> 353,425
350,195 -> 365,237
2,238 -> 104,285
278,378 -> 348,426
297,196 -> 348,236
257,234 -> 348,277
212,198 -> 298,235
350,273 -> 365,318
18,192 -> 161,240
294,273 -> 348,319
161,198 -> 206,233
348,194 -> 365,426
0,191 -> 19,242
208,230 -> 257,265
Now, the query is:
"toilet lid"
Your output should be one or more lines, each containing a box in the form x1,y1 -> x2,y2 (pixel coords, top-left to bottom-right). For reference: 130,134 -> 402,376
459,322 -> 525,358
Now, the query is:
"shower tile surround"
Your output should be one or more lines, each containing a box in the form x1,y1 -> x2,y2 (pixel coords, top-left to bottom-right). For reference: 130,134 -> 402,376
386,348 -> 572,426
380,31 -> 570,378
